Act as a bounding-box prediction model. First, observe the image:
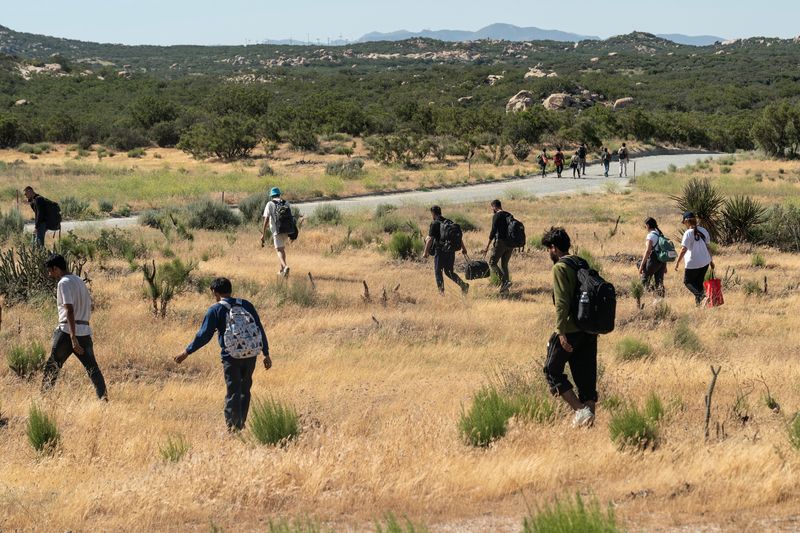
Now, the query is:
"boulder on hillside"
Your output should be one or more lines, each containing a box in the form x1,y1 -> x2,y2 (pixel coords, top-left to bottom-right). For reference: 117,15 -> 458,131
543,93 -> 573,110
14,99 -> 29,106
458,96 -> 474,104
506,90 -> 535,113
486,74 -> 504,86
613,97 -> 635,109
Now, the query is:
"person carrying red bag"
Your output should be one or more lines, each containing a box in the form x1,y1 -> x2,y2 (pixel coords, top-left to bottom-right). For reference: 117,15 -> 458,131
674,212 -> 715,306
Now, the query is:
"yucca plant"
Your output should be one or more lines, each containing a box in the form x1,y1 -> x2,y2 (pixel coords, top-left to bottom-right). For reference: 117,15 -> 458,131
670,178 -> 724,240
721,195 -> 767,244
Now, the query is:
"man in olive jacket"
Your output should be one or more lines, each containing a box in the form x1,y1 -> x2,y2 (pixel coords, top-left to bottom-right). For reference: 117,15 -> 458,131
541,227 -> 597,428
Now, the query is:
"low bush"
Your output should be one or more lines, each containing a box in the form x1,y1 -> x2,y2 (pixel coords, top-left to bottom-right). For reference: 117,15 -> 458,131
249,397 -> 300,446
615,337 -> 652,361
127,147 -> 146,158
760,205 -> 800,252
450,213 -> 478,232
742,279 -> 763,296
522,494 -> 619,533
270,278 -> 318,307
238,192 -> 268,224
669,319 -> 702,353
98,199 -> 114,213
258,162 -> 275,177
0,209 -> 24,242
186,200 -> 241,231
159,434 -> 190,463
386,232 -> 423,260
459,387 -> 515,447
7,342 -> 46,378
26,405 -> 60,454
608,404 -> 658,450
310,204 -> 342,226
60,196 -> 89,219
751,253 -> 765,268
375,203 -> 397,218
325,158 -> 365,179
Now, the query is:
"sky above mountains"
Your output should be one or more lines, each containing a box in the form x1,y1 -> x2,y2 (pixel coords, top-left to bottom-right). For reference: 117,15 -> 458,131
3,0 -> 798,46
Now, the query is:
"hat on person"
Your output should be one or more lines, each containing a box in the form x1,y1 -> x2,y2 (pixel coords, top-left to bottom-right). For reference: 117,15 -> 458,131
269,187 -> 281,198
682,211 -> 695,221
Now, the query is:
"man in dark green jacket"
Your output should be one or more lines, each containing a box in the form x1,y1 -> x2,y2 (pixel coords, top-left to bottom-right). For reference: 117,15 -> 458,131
541,227 -> 597,427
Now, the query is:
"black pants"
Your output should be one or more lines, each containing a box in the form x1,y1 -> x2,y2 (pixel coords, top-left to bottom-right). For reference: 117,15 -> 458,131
34,223 -> 47,247
572,165 -> 580,178
641,256 -> 666,297
684,264 -> 709,304
555,163 -> 563,177
42,330 -> 107,399
434,250 -> 466,292
489,240 -> 513,285
540,163 -> 547,177
580,158 -> 587,175
543,331 -> 598,403
222,357 -> 257,430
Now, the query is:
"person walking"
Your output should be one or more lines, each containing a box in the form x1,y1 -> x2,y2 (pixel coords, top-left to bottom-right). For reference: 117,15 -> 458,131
618,143 -> 629,177
674,212 -> 714,306
600,147 -> 611,177
481,199 -> 514,294
261,187 -> 294,277
553,148 -> 565,178
578,143 -> 588,176
174,277 -> 272,431
422,206 -> 469,296
23,186 -> 51,247
570,151 -> 581,178
41,254 -> 107,400
536,149 -> 549,178
639,217 -> 667,297
541,227 -> 597,427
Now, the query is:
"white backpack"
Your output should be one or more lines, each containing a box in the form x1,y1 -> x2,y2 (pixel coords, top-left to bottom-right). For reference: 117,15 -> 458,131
219,299 -> 263,359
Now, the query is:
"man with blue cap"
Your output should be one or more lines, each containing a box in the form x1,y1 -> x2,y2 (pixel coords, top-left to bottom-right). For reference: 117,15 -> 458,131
261,187 -> 295,277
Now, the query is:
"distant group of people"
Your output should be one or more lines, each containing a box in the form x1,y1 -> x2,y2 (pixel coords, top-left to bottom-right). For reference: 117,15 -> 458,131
536,143 -> 630,179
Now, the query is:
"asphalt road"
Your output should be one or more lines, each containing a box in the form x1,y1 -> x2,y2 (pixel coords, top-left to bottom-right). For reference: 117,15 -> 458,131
26,151 -> 719,232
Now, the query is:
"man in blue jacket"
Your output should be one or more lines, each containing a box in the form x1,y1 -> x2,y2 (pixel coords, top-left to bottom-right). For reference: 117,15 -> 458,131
174,277 -> 272,431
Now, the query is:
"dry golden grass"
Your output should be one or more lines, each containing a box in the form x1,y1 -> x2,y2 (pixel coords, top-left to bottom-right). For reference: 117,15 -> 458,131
1,166 -> 800,531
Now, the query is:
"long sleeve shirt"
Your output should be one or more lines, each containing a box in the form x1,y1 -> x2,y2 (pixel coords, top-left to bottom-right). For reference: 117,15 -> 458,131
29,196 -> 46,226
185,298 -> 269,360
489,211 -> 509,241
552,260 -> 581,335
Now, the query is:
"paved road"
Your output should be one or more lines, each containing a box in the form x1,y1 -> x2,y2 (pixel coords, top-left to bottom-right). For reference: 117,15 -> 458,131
26,151 -> 719,232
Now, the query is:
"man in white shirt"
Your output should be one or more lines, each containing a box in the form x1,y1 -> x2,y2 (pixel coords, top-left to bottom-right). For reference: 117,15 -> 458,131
618,143 -> 629,177
41,254 -> 107,400
261,187 -> 293,277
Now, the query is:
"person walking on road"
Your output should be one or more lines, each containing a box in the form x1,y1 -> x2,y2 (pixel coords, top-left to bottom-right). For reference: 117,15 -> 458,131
481,199 -> 514,294
422,206 -> 470,296
541,227 -> 597,428
674,212 -> 714,306
578,143 -> 588,176
600,147 -> 611,177
174,277 -> 272,431
553,148 -> 565,178
639,217 -> 667,297
536,149 -> 549,178
618,143 -> 629,177
570,151 -> 581,178
41,254 -> 108,400
261,187 -> 295,277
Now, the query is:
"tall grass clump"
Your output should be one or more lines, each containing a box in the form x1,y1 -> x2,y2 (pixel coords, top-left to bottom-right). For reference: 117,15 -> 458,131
26,405 -> 60,454
522,494 -> 619,533
750,253 -> 766,268
7,342 -> 46,378
615,337 -> 652,361
60,196 -> 90,219
375,203 -> 397,218
159,434 -> 190,463
721,195 -> 766,244
608,404 -> 659,450
310,204 -> 342,226
387,232 -> 423,260
238,192 -> 268,224
459,387 -> 515,447
670,177 -> 724,240
669,318 -> 703,353
575,247 -> 602,273
186,200 -> 241,230
269,278 -> 318,307
450,213 -> 478,232
268,519 -> 321,533
325,158 -> 365,179
0,209 -> 24,242
375,513 -> 426,533
249,397 -> 300,446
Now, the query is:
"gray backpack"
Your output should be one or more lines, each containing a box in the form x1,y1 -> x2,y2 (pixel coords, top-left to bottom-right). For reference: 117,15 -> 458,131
220,299 -> 262,359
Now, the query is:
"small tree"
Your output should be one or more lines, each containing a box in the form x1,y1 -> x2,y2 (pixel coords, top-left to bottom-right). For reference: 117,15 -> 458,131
178,114 -> 259,160
511,141 -> 532,162
143,258 -> 196,318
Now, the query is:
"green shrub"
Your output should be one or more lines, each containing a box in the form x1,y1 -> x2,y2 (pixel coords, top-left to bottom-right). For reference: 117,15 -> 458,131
387,232 -> 423,260
60,196 -> 89,219
575,248 -> 602,273
375,513 -> 426,533
760,205 -> 800,252
375,203 -> 397,218
127,147 -> 146,158
742,279 -> 763,296
0,209 -> 24,242
267,519 -> 321,533
459,387 -> 515,447
721,196 -> 766,244
670,178 -> 724,240
331,145 -> 354,156
615,337 -> 652,361
270,278 -> 318,307
522,494 -> 619,533
98,199 -> 114,213
630,279 -> 644,307
511,141 -> 532,162
608,404 -> 658,449
450,213 -> 478,232
7,342 -> 46,378
26,405 -> 60,454
644,392 -> 665,422
310,204 -> 342,226
750,253 -> 766,268
325,158 -> 365,179
186,200 -> 241,230
238,192 -> 268,224
258,162 -> 275,177
790,414 -> 800,449
249,397 -> 300,446
669,319 -> 702,352
159,434 -> 190,462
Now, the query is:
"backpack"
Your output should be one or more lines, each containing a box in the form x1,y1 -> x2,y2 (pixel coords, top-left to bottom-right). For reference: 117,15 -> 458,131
274,200 -> 296,235
40,197 -> 61,231
653,230 -> 677,263
559,256 -> 616,335
219,299 -> 263,359
618,148 -> 628,160
578,146 -> 587,158
438,218 -> 463,252
505,214 -> 526,248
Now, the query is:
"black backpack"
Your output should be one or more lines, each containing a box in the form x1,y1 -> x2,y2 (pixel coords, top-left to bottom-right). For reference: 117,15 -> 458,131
559,256 -> 616,335
274,200 -> 296,235
505,214 -> 526,249
438,218 -> 463,252
40,197 -> 62,231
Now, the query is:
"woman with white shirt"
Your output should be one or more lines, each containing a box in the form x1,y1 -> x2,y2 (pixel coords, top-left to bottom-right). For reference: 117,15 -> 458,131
674,212 -> 715,305
638,217 -> 667,297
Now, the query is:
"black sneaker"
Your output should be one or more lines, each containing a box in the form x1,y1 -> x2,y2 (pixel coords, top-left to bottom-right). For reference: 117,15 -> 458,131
461,283 -> 470,296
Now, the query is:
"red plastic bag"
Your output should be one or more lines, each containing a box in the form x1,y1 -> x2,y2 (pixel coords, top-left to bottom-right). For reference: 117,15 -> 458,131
704,272 -> 724,307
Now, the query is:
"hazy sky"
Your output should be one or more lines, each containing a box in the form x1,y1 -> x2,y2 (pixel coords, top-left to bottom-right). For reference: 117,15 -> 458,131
3,0 -> 799,45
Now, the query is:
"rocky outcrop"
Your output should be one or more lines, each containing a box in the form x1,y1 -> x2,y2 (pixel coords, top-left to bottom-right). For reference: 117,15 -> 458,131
543,93 -> 573,110
613,97 -> 635,109
506,90 -> 535,113
458,96 -> 474,104
486,74 -> 504,86
14,99 -> 28,106
524,63 -> 557,79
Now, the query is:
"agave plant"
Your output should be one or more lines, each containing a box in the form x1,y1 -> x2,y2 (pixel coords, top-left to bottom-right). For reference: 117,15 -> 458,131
670,178 -> 725,240
721,195 -> 767,244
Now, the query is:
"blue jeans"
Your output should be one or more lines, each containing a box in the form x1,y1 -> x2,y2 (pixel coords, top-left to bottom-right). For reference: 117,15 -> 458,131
603,161 -> 610,176
222,357 -> 257,430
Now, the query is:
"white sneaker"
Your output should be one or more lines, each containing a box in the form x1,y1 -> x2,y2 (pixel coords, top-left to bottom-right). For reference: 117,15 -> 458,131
573,406 -> 595,428
282,267 -> 290,278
